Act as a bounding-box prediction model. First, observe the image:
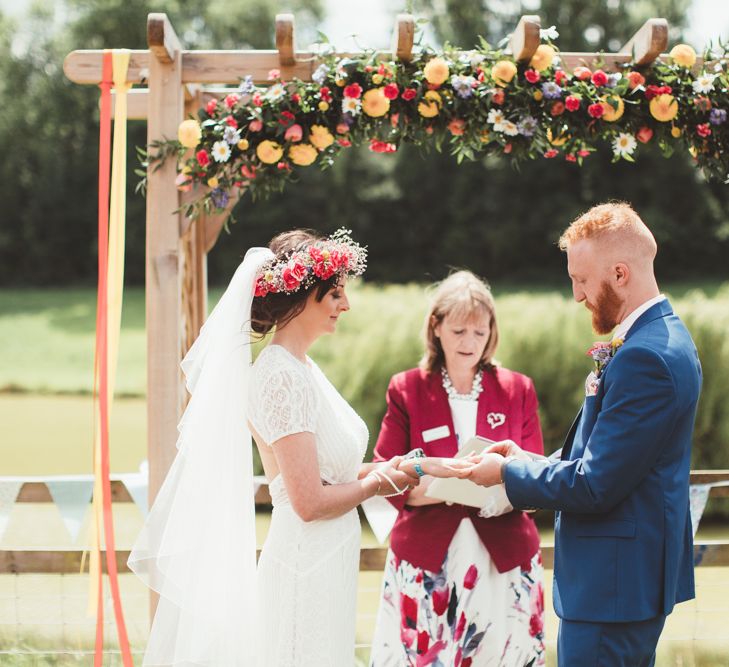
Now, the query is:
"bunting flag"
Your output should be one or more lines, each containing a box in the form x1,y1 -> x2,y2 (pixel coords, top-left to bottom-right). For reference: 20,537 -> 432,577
0,480 -> 22,541
47,479 -> 94,543
88,48 -> 133,667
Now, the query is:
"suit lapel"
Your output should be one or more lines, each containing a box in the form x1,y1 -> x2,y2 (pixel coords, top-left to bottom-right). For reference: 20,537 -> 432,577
560,405 -> 583,461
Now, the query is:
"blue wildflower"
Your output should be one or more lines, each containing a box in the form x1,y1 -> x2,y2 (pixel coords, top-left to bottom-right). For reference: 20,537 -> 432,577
312,64 -> 330,85
709,108 -> 727,125
223,126 -> 241,145
238,75 -> 255,94
541,81 -> 562,99
517,116 -> 538,137
210,188 -> 229,209
450,74 -> 476,99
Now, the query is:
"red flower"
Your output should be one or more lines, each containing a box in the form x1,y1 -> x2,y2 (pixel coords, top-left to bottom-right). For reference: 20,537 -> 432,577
400,593 -> 418,628
383,83 -> 399,100
319,86 -> 332,102
205,98 -> 218,115
254,276 -> 268,297
417,630 -> 429,654
591,69 -> 608,87
565,153 -> 577,162
492,89 -> 505,105
573,66 -> 592,81
431,587 -> 449,616
627,71 -> 646,89
463,564 -> 478,589
551,101 -> 565,116
636,126 -> 654,143
529,613 -> 544,637
565,95 -> 581,112
696,123 -> 712,137
415,570 -> 424,583
645,84 -> 672,101
402,87 -> 418,101
462,659 -> 473,667
281,261 -> 305,291
503,142 -> 512,153
224,93 -> 240,108
524,69 -> 540,83
337,138 -> 352,147
196,150 -> 210,167
279,110 -> 296,126
369,139 -> 397,153
453,612 -> 467,641
544,149 -> 559,158
554,69 -> 568,86
224,115 -> 238,128
240,164 -> 257,179
277,161 -> 290,171
343,83 -> 362,99
291,93 -> 301,104
588,102 -> 605,118
578,148 -> 591,157
252,92 -> 263,107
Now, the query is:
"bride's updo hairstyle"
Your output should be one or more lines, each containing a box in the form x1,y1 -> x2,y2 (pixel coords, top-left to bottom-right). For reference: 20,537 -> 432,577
250,230 -> 338,335
420,270 -> 499,373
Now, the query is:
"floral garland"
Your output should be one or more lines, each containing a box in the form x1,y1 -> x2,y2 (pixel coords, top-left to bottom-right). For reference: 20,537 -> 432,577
149,35 -> 729,219
254,228 -> 367,297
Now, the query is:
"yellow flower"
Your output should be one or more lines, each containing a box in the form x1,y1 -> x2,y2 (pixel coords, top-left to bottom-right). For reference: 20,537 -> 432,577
178,119 -> 202,148
207,177 -> 219,188
372,73 -> 384,84
237,138 -> 249,151
600,95 -> 624,122
530,44 -> 556,72
362,88 -> 390,117
318,101 -> 329,111
424,57 -> 450,85
288,143 -> 318,166
480,129 -> 491,143
669,44 -> 697,68
649,94 -> 678,122
256,140 -> 283,164
671,126 -> 682,138
417,90 -> 442,118
335,78 -> 346,87
491,60 -> 517,86
533,90 -> 543,101
309,124 -> 334,150
547,128 -> 569,146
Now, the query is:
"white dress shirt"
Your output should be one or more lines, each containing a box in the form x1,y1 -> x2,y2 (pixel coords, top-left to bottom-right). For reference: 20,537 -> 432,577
612,294 -> 666,342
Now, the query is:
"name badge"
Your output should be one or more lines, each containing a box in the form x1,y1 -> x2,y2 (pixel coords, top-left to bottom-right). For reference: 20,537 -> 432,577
422,425 -> 450,443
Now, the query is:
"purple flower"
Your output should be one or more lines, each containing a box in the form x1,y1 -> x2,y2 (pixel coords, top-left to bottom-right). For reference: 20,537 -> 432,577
210,188 -> 229,209
517,115 -> 538,137
238,75 -> 255,94
312,64 -> 330,85
450,74 -> 476,99
709,108 -> 727,125
606,72 -> 622,88
541,81 -> 562,99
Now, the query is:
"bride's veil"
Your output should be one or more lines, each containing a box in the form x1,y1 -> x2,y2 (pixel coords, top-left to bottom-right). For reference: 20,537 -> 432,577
128,246 -> 274,666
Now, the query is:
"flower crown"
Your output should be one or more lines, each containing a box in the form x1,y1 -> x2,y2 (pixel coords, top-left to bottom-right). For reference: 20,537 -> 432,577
254,228 -> 367,298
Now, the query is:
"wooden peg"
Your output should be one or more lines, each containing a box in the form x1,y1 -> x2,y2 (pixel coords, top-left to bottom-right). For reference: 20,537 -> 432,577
392,13 -> 415,62
620,18 -> 668,66
276,13 -> 296,67
147,13 -> 182,63
509,15 -> 541,64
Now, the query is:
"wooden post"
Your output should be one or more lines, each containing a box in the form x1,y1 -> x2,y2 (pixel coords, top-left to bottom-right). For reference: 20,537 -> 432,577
620,18 -> 668,66
145,12 -> 185,510
509,15 -> 541,64
392,14 -> 415,62
276,14 -> 296,67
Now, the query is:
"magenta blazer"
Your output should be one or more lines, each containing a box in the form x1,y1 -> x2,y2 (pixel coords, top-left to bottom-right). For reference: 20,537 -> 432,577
374,366 -> 544,573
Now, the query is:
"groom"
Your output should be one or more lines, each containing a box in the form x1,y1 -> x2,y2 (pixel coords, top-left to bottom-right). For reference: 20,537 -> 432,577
462,202 -> 702,666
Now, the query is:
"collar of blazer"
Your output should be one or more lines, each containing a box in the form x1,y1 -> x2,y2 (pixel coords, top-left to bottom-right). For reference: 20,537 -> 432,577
622,298 -> 674,343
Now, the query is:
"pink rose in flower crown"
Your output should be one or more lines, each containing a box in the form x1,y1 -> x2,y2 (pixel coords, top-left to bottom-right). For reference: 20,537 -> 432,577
254,276 -> 269,297
282,260 -> 307,291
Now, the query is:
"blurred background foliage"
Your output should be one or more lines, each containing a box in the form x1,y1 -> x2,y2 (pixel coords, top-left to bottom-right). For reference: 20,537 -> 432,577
0,0 -> 727,287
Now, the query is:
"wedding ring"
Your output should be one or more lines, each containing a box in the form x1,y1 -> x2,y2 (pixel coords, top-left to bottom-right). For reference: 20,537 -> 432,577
414,462 -> 425,477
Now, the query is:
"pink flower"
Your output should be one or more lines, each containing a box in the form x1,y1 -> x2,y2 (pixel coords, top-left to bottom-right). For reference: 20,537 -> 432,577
578,149 -> 591,157
337,138 -> 352,147
554,69 -> 568,86
335,123 -> 349,134
252,92 -> 263,107
240,164 -> 257,179
453,612 -> 467,641
696,123 -> 712,137
491,89 -> 505,105
383,83 -> 400,99
196,150 -> 210,167
503,142 -> 512,153
205,98 -> 218,115
248,119 -> 263,132
224,93 -> 240,108
448,118 -> 466,136
224,115 -> 238,127
544,149 -> 559,158
636,126 -> 654,143
267,68 -> 280,81
463,564 -> 478,589
319,86 -> 332,102
565,153 -> 577,162
565,95 -> 581,112
431,587 -> 449,616
369,139 -> 397,153
281,263 -> 305,291
550,101 -> 565,116
588,102 -> 605,118
343,83 -> 362,99
402,88 -> 417,101
284,124 -> 303,142
591,69 -> 608,87
174,172 -> 192,192
524,69 -> 540,83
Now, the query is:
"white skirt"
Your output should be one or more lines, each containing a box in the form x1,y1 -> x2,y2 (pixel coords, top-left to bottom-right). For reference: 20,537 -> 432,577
370,518 -> 545,667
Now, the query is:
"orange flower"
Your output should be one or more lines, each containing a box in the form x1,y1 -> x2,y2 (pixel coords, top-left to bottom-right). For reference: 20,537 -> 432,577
649,94 -> 678,122
600,95 -> 625,122
362,88 -> 390,117
309,125 -> 334,150
530,44 -> 556,72
669,44 -> 696,68
423,57 -> 450,85
256,140 -> 283,164
491,60 -> 517,86
288,143 -> 318,166
418,90 -> 442,118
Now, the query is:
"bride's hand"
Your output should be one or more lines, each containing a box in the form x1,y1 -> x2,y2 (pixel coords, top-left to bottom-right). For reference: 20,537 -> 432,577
370,456 -> 420,496
398,456 -> 474,479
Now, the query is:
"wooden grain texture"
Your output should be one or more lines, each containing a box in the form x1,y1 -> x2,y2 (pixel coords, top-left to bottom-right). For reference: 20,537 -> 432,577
392,14 -> 415,62
275,14 -> 296,67
508,15 -> 541,63
147,13 -> 182,64
620,18 -> 669,66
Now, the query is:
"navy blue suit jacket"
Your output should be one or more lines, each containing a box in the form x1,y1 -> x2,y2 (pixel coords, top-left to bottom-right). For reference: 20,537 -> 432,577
504,300 -> 702,622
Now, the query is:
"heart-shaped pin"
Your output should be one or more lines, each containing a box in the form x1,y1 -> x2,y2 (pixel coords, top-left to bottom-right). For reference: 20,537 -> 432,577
487,412 -> 506,429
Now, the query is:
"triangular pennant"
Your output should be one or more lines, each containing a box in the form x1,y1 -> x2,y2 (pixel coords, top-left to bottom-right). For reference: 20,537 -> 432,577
0,480 -> 22,540
689,483 -> 712,537
47,479 -> 94,543
119,472 -> 148,517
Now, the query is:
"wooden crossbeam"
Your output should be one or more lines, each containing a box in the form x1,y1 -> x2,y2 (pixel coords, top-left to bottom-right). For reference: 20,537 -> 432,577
621,18 -> 668,66
3,541 -> 729,573
147,13 -> 182,64
276,13 -> 296,67
509,15 -> 541,63
392,13 -> 415,62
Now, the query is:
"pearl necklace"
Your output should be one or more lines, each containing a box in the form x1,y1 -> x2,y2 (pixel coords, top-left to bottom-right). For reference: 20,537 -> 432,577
441,367 -> 483,401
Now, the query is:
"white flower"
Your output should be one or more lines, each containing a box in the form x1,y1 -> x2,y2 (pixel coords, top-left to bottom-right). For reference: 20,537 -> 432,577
502,120 -> 519,136
692,73 -> 717,94
212,141 -> 231,162
223,126 -> 241,145
540,26 -> 559,41
612,132 -> 637,157
341,97 -> 361,115
487,109 -> 505,125
265,83 -> 286,100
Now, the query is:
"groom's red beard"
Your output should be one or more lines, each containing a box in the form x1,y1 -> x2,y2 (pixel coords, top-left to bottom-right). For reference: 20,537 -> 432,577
586,281 -> 623,335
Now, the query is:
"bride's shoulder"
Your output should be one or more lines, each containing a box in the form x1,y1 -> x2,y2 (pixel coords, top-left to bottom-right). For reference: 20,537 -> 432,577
252,344 -> 309,379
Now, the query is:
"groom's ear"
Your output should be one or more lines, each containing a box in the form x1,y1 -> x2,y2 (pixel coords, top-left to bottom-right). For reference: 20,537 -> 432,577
614,262 -> 630,286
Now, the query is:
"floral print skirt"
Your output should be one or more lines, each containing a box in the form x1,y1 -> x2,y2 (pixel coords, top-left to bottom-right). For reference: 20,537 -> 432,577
370,519 -> 545,667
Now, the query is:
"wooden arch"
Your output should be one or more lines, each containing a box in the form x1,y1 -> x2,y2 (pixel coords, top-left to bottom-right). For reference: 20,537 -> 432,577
64,12 -> 677,505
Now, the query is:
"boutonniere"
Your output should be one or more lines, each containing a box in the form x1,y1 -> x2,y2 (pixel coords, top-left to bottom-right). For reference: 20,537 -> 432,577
586,338 -> 624,376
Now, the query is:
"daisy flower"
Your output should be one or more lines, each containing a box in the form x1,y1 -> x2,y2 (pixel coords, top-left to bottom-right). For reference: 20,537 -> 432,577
612,132 -> 637,157
212,141 -> 231,163
342,97 -> 362,115
502,120 -> 519,136
692,73 -> 716,94
487,109 -> 505,126
265,83 -> 286,101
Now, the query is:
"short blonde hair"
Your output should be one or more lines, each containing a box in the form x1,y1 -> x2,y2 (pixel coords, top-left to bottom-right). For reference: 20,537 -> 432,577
558,202 -> 657,259
420,271 -> 499,373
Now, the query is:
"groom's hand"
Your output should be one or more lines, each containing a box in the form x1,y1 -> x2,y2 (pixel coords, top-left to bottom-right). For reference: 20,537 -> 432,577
456,453 -> 505,487
485,439 -> 529,461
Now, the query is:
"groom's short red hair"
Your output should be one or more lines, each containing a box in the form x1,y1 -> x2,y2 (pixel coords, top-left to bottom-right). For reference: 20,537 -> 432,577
559,202 -> 656,259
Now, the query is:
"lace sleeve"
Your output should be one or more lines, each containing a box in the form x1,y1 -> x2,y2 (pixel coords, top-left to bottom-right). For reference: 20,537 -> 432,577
249,356 -> 318,445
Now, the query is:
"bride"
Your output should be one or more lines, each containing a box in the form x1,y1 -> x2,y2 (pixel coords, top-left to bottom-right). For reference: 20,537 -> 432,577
129,228 -> 467,666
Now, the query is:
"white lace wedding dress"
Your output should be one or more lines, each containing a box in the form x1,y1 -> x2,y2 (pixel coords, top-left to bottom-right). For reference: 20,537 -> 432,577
248,344 -> 369,666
